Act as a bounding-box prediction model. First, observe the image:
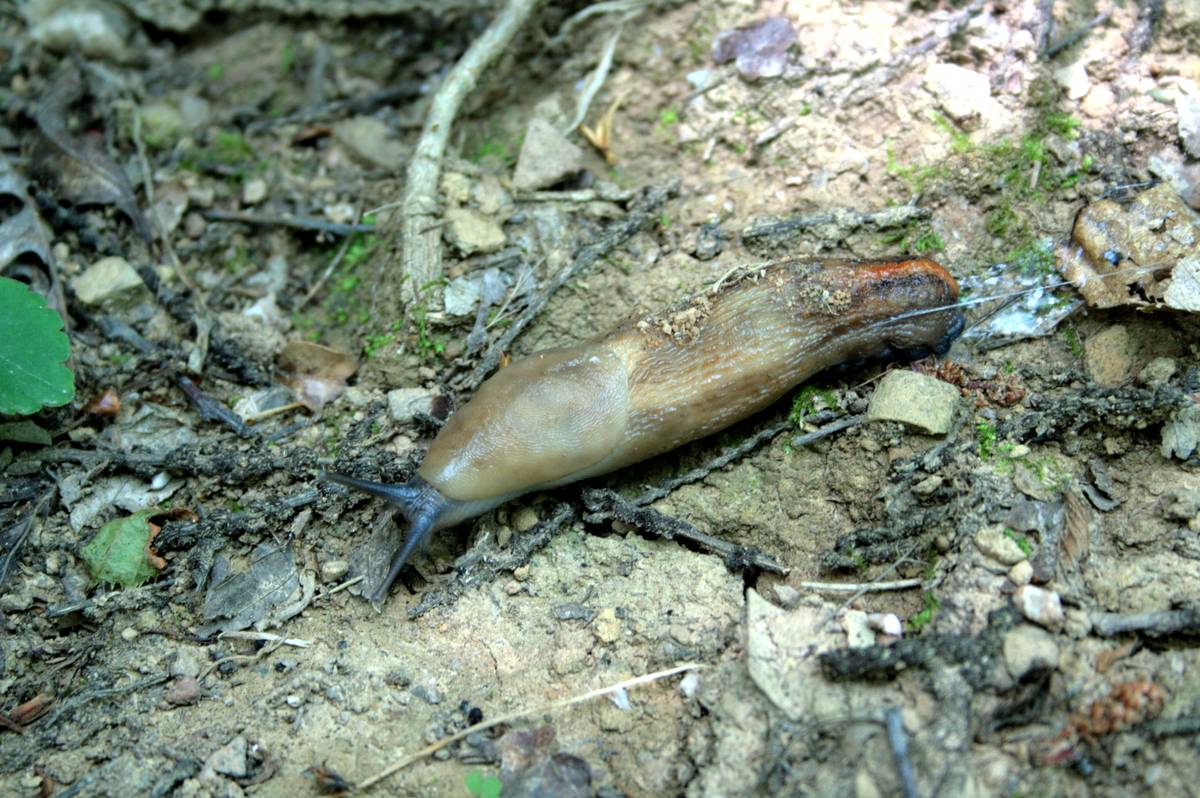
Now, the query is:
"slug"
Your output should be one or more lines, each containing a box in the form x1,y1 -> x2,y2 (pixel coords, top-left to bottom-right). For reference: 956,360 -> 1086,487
326,257 -> 964,602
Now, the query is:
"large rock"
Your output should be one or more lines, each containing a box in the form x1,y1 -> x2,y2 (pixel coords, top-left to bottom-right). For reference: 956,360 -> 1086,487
866,370 -> 960,434
512,118 -> 585,191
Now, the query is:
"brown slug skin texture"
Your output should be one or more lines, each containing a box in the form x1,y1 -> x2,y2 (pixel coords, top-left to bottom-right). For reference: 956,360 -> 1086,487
419,257 -> 961,503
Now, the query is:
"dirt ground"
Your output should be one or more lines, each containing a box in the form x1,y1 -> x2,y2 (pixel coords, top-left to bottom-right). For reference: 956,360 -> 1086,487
2,1 -> 1199,796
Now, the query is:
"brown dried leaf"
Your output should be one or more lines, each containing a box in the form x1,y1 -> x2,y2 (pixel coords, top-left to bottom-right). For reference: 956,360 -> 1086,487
277,341 -> 359,411
9,693 -> 52,726
1094,641 -> 1138,674
84,386 -> 121,415
31,67 -> 152,241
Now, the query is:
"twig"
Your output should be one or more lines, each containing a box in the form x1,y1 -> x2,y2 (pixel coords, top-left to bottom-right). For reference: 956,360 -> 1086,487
791,413 -> 864,448
355,662 -> 704,791
565,25 -> 623,134
218,631 -> 310,648
515,187 -> 637,203
548,0 -> 647,47
838,0 -> 986,106
1043,12 -> 1111,58
1091,608 -> 1200,638
203,209 -> 373,237
176,375 -> 251,437
298,210 -> 360,310
1143,715 -> 1200,739
886,707 -> 918,798
581,488 -> 787,574
633,419 -> 793,506
247,82 -> 426,133
42,674 -> 169,729
465,180 -> 677,391
798,578 -> 922,593
395,0 -> 545,303
314,575 -> 365,601
0,487 -> 53,592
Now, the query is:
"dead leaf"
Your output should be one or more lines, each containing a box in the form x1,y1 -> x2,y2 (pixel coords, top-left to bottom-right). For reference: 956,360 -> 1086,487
277,340 -> 359,411
30,66 -> 153,241
200,544 -> 301,634
8,693 -> 52,727
0,159 -> 54,270
84,387 -> 121,415
1094,641 -> 1138,674
1061,488 -> 1090,567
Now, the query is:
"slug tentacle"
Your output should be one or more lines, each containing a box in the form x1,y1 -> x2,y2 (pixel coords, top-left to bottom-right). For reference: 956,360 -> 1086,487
321,472 -> 452,602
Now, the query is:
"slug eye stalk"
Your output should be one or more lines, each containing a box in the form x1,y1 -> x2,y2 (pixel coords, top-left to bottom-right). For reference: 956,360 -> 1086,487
321,472 -> 449,603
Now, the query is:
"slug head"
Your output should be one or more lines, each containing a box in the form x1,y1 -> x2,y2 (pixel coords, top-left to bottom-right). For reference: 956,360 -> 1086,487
820,258 -> 964,359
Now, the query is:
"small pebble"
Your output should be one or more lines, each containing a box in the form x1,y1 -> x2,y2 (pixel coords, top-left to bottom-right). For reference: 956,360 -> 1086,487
1008,560 -> 1033,586
1014,585 -> 1065,630
165,676 -> 201,706
321,559 -> 350,582
120,627 -> 139,642
242,177 -> 268,205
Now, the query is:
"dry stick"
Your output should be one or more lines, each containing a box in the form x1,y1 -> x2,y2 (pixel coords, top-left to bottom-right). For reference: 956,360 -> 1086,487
565,24 -> 623,134
397,0 -> 545,303
203,209 -> 373,237
797,578 -> 922,593
466,180 -> 677,391
356,662 -> 704,792
298,211 -> 359,310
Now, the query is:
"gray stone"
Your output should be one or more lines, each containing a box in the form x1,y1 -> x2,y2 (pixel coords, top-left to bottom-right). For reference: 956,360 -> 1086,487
1138,357 -> 1177,387
923,63 -> 999,123
443,207 -> 505,256
26,0 -> 132,62
387,387 -> 435,424
72,256 -> 148,309
840,610 -> 875,648
206,735 -> 248,778
170,646 -> 204,678
241,177 -> 267,205
1161,404 -> 1200,460
1054,62 -> 1089,100
1002,624 -> 1059,680
320,559 -> 349,582
140,102 -> 187,148
1014,585 -> 1064,630
1008,560 -> 1033,586
974,525 -> 1027,566
866,370 -> 960,434
512,117 -> 586,191
333,116 -> 406,170
443,275 -> 481,316
1179,89 -> 1200,159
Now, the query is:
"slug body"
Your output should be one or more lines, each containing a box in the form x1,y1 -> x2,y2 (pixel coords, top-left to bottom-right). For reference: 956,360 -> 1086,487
327,258 -> 963,601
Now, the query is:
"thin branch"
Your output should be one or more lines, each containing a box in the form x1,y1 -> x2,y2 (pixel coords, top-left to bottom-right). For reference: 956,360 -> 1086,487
797,578 -> 922,593
203,209 -> 373,237
396,0 -> 545,303
356,662 -> 703,791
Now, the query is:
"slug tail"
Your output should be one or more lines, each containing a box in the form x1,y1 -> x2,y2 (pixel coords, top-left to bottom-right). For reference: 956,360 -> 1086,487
321,471 -> 449,603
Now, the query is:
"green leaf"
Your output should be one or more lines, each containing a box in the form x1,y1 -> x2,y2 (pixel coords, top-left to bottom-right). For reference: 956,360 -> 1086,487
465,770 -> 503,798
0,277 -> 75,415
81,508 -> 165,588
